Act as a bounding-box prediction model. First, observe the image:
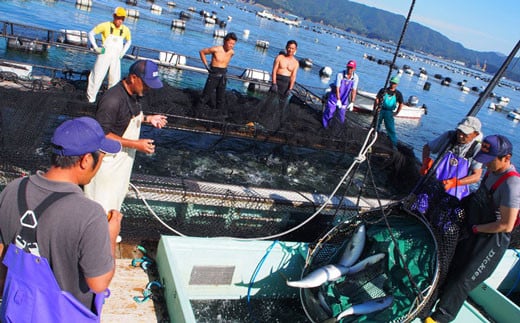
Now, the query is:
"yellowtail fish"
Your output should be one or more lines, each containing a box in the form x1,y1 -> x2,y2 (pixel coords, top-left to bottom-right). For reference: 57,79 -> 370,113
322,295 -> 394,323
337,224 -> 366,267
286,264 -> 349,288
346,253 -> 385,275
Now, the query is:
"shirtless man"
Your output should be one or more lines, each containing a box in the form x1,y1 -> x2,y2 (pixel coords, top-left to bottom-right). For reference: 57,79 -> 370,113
198,32 -> 237,110
270,40 -> 299,102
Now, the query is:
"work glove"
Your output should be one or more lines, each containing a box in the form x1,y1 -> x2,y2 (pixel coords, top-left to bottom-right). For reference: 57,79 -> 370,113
204,63 -> 212,73
283,88 -> 292,97
347,102 -> 354,111
336,99 -> 343,109
94,47 -> 105,55
442,177 -> 459,191
269,83 -> 278,93
419,157 -> 433,175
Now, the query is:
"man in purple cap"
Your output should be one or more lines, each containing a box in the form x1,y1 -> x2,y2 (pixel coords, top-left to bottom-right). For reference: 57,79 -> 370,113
323,59 -> 359,128
84,59 -> 167,213
426,134 -> 520,323
0,117 -> 122,321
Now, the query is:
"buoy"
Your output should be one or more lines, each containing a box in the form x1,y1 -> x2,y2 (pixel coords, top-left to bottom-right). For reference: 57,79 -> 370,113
213,29 -> 226,38
171,19 -> 186,30
127,9 -> 140,19
423,82 -> 431,91
255,40 -> 269,49
126,0 -> 137,5
76,0 -> 92,7
159,51 -> 186,66
243,29 -> 250,39
151,4 -> 162,15
319,66 -> 332,78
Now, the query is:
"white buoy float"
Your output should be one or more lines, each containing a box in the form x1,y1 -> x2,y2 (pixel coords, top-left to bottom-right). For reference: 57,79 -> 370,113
75,0 -> 92,7
319,66 -> 332,78
171,19 -> 186,30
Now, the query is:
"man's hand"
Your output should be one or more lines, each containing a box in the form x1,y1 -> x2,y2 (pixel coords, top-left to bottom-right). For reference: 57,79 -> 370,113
336,99 -> 342,109
443,177 -> 459,191
94,47 -> 105,55
347,102 -> 354,111
419,157 -> 433,175
204,63 -> 212,72
284,88 -> 292,97
147,115 -> 168,129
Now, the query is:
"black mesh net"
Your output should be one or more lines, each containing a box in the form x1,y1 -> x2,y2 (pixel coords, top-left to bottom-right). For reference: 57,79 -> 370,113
0,75 -> 422,242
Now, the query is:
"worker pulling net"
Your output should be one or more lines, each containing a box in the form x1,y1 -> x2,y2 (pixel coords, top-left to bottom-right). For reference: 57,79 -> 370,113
297,204 -> 439,322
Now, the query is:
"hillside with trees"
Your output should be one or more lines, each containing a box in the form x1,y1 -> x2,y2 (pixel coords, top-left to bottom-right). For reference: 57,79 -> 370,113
252,0 -> 520,82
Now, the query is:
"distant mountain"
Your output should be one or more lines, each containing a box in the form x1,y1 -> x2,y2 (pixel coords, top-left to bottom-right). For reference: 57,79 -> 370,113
252,0 -> 520,82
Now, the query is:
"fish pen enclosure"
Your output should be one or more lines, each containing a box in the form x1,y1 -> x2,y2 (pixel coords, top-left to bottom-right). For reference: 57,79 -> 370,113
0,68 -> 422,242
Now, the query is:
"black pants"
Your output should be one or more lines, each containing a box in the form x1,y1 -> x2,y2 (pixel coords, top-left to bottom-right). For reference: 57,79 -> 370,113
432,231 -> 510,322
200,67 -> 227,109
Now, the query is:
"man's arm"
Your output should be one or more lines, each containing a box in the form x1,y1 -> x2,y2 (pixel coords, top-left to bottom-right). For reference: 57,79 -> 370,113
199,47 -> 213,71
271,55 -> 281,85
85,209 -> 122,293
475,206 -> 518,233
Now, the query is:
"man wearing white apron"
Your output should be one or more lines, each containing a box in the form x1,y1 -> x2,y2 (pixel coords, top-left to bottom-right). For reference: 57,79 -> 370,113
84,60 -> 167,213
86,7 -> 132,103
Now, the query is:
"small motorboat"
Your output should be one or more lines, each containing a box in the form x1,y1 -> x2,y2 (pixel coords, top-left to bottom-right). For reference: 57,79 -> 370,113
352,90 -> 427,119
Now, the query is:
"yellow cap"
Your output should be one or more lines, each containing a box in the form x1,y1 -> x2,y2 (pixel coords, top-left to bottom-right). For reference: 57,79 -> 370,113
114,7 -> 127,18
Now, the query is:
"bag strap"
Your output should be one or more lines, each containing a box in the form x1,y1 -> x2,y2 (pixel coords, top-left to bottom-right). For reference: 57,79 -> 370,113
16,177 -> 72,254
484,170 -> 520,194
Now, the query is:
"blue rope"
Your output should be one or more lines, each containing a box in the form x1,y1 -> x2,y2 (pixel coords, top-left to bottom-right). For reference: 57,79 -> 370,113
246,240 -> 279,320
505,249 -> 520,297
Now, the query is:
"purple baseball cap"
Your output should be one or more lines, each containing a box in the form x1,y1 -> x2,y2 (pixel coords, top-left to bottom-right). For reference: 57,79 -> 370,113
129,60 -> 163,89
51,117 -> 121,156
475,134 -> 513,164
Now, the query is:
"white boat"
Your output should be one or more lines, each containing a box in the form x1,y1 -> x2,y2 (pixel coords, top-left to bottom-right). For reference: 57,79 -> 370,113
353,89 -> 427,119
156,236 -> 520,323
507,108 -> 520,121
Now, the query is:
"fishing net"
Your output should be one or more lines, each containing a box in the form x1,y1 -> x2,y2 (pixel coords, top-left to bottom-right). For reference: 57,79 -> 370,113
0,68 -> 421,242
299,204 -> 439,322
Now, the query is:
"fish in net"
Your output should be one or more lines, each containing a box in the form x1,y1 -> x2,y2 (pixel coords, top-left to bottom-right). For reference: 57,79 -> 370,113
297,205 -> 439,322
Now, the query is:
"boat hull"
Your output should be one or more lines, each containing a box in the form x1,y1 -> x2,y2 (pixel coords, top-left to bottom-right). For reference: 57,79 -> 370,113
353,90 -> 426,119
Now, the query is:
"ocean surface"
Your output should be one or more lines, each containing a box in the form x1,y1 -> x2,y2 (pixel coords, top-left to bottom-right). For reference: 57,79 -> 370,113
2,0 -> 520,185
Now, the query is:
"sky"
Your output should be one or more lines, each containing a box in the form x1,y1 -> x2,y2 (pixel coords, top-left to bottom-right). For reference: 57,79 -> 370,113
352,0 -> 520,55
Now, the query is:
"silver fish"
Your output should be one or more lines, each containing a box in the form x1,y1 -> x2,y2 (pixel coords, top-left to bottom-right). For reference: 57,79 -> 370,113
346,253 -> 386,275
336,295 -> 394,321
286,264 -> 349,288
337,224 -> 366,267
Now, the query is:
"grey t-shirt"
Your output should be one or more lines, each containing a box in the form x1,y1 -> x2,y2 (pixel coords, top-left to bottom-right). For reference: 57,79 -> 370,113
427,130 -> 483,171
483,165 -> 520,213
0,172 -> 114,310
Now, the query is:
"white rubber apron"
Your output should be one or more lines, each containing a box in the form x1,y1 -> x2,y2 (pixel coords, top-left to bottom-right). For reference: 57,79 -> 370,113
86,32 -> 125,102
84,112 -> 142,212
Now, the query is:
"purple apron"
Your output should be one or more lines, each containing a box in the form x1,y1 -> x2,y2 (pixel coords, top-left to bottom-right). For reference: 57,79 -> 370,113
435,151 -> 471,199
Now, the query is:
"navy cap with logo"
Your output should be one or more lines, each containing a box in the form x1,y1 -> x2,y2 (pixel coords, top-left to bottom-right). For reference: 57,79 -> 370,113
474,134 -> 513,164
52,117 -> 122,156
129,60 -> 163,89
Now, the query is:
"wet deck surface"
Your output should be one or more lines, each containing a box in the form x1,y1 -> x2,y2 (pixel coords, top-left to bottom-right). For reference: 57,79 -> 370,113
101,243 -> 162,323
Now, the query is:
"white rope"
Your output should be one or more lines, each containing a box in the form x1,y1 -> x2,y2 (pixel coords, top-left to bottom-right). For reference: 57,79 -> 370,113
128,129 -> 378,240
128,182 -> 187,237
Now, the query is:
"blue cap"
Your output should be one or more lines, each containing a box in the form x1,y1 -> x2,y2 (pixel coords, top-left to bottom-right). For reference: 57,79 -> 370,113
129,60 -> 163,89
390,76 -> 400,84
51,117 -> 121,156
475,134 -> 513,163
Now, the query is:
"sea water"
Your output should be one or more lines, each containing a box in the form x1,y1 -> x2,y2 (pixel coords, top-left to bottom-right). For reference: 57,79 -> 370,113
1,0 -> 520,173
